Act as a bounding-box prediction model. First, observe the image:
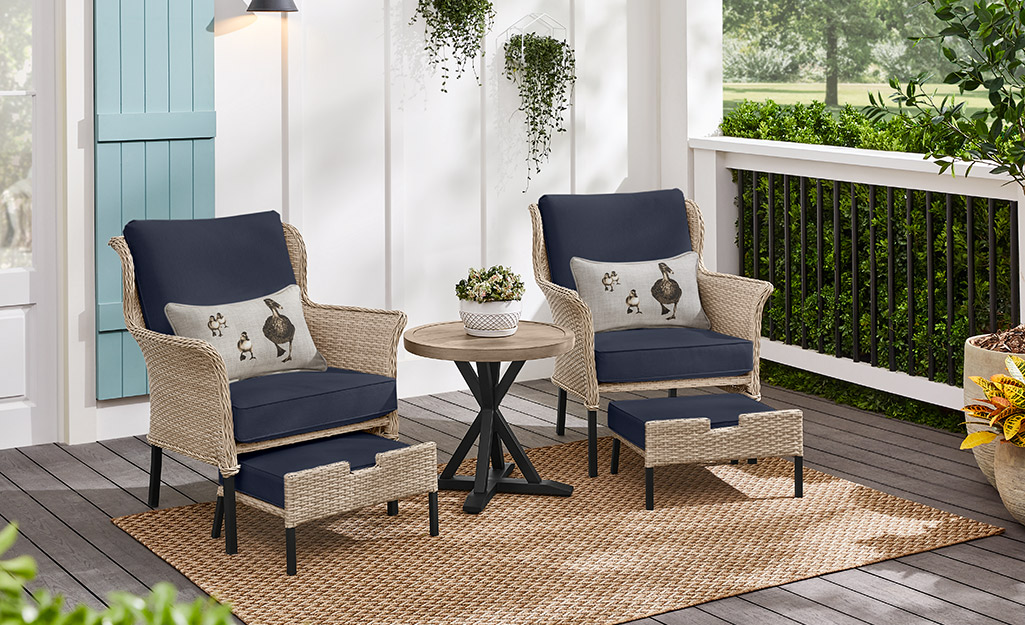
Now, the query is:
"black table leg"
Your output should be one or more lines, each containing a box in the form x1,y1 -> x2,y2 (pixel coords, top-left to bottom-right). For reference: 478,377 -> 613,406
438,360 -> 574,513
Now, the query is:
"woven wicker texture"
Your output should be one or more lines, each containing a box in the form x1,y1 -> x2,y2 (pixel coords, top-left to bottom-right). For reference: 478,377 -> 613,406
108,225 -> 406,477
114,439 -> 1001,625
641,408 -> 804,468
529,199 -> 773,410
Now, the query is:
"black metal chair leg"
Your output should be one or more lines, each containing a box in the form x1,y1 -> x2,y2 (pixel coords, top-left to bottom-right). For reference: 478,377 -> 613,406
645,467 -> 654,510
387,500 -> 398,516
795,456 -> 804,498
286,527 -> 297,576
587,410 -> 598,478
211,496 -> 224,538
223,475 -> 237,555
429,491 -> 439,536
556,388 -> 567,436
148,445 -> 163,508
668,388 -> 677,398
610,438 -> 621,474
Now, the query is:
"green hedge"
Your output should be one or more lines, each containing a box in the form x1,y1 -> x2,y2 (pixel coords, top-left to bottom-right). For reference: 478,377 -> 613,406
721,99 -> 1018,433
723,100 -> 1017,387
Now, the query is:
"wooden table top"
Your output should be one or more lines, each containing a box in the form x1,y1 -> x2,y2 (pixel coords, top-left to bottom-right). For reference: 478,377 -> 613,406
403,321 -> 574,363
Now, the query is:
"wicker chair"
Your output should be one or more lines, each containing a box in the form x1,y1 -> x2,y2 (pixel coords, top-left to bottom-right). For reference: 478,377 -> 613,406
108,213 -> 406,554
529,190 -> 773,477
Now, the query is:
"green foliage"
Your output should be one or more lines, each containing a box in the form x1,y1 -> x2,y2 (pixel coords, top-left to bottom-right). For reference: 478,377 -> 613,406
503,33 -> 576,187
722,100 -> 1017,387
868,0 -> 1025,194
456,265 -> 525,303
0,523 -> 233,624
410,0 -> 495,92
761,361 -> 965,432
723,0 -> 963,103
720,99 -> 940,152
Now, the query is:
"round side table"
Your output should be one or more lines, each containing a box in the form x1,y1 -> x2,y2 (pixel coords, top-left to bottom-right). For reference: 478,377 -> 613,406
403,321 -> 575,514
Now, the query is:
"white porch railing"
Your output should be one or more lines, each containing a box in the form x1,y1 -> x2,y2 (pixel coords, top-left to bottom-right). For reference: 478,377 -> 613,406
690,136 -> 1025,410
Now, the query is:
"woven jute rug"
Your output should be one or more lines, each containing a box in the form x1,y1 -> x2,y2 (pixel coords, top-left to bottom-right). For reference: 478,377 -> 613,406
114,438 -> 1002,625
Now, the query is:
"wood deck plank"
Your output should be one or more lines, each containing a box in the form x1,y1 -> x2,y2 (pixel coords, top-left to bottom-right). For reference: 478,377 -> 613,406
100,437 -> 215,504
0,464 -> 150,602
2,381 -> 1021,625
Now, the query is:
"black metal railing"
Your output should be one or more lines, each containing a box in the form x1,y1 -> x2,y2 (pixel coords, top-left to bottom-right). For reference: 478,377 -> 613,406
735,170 -> 1020,386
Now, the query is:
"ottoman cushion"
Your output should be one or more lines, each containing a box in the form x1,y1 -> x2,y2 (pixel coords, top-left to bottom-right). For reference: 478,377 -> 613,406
607,394 -> 774,450
234,433 -> 408,508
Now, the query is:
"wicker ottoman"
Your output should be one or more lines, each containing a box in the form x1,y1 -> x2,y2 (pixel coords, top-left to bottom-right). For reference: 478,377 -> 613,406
607,394 -> 804,510
213,432 -> 439,575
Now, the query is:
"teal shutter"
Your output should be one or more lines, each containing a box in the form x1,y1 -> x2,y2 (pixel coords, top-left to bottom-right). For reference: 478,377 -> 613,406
94,0 -> 216,400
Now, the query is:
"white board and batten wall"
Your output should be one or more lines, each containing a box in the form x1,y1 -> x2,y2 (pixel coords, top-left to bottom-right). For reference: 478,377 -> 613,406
51,0 -> 715,447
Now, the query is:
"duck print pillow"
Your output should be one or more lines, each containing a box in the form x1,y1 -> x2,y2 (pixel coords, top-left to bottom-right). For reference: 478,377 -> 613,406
569,252 -> 710,333
164,284 -> 327,382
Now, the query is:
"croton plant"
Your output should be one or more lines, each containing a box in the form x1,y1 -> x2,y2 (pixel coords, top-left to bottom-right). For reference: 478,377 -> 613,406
962,355 -> 1025,450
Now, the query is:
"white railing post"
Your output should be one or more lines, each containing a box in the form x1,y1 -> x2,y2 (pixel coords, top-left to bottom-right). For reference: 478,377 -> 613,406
1017,187 -> 1025,327
692,147 -> 738,274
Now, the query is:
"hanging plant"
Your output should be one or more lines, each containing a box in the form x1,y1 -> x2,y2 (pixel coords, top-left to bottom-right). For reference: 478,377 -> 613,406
503,33 -> 576,188
410,0 -> 496,92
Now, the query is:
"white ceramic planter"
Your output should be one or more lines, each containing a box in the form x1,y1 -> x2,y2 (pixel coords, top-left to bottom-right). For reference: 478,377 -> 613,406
459,299 -> 522,338
963,335 -> 1025,488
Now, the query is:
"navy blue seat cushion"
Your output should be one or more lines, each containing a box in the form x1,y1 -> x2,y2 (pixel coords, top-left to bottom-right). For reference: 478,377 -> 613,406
594,327 -> 753,384
234,432 -> 408,508
537,189 -> 692,290
122,211 -> 296,335
608,394 -> 775,450
229,367 -> 397,444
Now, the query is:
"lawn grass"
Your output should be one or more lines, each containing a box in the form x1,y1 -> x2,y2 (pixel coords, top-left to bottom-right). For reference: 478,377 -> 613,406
724,82 -> 991,114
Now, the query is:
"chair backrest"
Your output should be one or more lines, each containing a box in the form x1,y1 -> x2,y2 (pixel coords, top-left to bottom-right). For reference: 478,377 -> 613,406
120,211 -> 301,335
535,189 -> 693,290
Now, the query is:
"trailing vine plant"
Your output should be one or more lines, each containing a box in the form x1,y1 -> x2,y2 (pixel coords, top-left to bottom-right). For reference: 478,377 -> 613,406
410,0 -> 496,92
503,33 -> 576,188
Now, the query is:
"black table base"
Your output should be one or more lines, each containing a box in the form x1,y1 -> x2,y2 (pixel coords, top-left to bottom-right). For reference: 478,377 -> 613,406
438,360 -> 574,513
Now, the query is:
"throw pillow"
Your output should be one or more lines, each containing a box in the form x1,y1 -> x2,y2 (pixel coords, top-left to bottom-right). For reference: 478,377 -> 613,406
164,284 -> 328,381
569,252 -> 710,333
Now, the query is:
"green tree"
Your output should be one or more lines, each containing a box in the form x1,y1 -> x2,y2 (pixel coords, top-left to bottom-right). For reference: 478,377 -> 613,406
870,0 -> 1025,194
725,0 -> 886,105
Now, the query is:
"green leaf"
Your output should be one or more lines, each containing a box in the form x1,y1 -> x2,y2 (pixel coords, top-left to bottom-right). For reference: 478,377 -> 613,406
0,525 -> 17,558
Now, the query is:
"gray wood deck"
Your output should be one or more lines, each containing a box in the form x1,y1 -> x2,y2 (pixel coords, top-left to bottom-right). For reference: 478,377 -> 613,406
2,380 -> 1022,624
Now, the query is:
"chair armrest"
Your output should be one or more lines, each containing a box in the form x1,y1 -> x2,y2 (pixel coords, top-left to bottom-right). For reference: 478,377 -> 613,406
302,299 -> 407,378
127,325 -> 239,475
697,268 -> 773,343
536,277 -> 600,409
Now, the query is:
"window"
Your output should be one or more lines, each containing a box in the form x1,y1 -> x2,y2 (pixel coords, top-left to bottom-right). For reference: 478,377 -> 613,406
0,0 -> 33,269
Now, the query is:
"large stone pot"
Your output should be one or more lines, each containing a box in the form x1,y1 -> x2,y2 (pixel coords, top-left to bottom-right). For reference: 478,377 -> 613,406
995,442 -> 1025,524
962,336 -> 1024,488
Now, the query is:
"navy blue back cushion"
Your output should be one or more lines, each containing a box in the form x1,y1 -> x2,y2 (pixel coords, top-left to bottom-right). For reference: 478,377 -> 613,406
537,189 -> 692,290
122,211 -> 296,335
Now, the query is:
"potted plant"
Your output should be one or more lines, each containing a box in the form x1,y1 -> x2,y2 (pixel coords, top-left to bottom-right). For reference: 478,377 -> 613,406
456,265 -> 525,337
963,328 -> 1025,486
962,355 -> 1025,523
503,32 -> 576,187
410,0 -> 496,92
870,0 -> 1025,487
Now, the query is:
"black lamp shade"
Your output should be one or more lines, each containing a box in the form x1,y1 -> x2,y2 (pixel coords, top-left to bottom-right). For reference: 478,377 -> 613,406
248,0 -> 298,11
